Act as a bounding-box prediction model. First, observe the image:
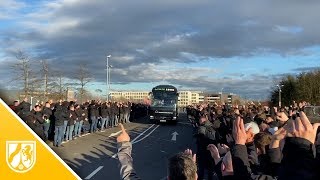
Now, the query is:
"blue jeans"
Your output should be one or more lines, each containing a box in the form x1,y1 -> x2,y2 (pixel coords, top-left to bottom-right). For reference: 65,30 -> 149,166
105,116 -> 110,128
66,125 -> 74,141
90,116 -> 97,133
62,120 -> 68,141
110,115 -> 115,127
43,122 -> 50,140
101,117 -> 109,130
54,125 -> 64,146
125,113 -> 131,123
74,121 -> 80,136
76,120 -> 83,136
115,115 -> 119,125
83,121 -> 90,133
119,113 -> 124,123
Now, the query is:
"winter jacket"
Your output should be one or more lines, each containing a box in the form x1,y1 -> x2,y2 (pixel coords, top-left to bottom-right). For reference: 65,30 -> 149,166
117,141 -> 140,180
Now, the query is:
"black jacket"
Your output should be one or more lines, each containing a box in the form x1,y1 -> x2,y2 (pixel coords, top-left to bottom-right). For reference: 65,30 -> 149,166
232,144 -> 275,180
16,101 -> 31,119
31,110 -> 44,126
68,110 -> 77,125
88,104 -> 99,117
54,105 -> 69,126
195,120 -> 216,166
278,137 -> 319,180
100,104 -> 109,118
43,107 -> 52,116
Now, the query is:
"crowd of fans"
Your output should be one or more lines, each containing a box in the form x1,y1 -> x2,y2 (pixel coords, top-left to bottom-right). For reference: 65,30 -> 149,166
8,96 -> 320,179
116,101 -> 320,180
10,97 -> 148,147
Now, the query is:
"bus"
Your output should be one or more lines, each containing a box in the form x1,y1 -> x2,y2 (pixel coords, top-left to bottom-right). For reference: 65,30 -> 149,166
149,85 -> 179,124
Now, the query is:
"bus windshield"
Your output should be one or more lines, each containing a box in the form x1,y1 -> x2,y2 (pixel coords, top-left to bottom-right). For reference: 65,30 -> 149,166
151,91 -> 177,107
151,98 -> 176,107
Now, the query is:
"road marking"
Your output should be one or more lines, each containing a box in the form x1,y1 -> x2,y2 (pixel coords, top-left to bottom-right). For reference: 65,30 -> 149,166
132,125 -> 160,144
108,130 -> 123,137
84,166 -> 103,179
171,131 -> 179,141
111,124 -> 155,159
131,124 -> 155,143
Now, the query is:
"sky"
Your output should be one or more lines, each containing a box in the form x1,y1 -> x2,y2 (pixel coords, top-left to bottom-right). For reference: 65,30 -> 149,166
0,0 -> 320,100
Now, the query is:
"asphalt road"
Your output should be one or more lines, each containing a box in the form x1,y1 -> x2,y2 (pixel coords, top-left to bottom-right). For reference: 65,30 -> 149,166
51,113 -> 195,180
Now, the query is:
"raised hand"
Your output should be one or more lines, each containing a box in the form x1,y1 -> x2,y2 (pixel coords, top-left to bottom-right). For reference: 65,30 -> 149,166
232,116 -> 247,145
217,144 -> 230,155
207,144 -> 220,165
117,123 -> 130,143
276,111 -> 289,122
184,149 -> 197,163
221,152 -> 234,176
270,127 -> 287,149
289,111 -> 320,144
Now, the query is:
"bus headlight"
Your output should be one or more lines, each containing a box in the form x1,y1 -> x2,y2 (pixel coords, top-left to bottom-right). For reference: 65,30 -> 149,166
172,116 -> 177,120
150,116 -> 154,119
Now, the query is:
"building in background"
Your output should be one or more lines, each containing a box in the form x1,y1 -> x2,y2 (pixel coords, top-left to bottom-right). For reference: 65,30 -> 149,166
110,91 -> 150,103
109,90 -> 242,106
203,92 -> 241,105
178,91 -> 204,107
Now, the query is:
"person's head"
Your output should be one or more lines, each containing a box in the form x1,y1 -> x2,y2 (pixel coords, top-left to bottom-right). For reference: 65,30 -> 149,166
69,105 -> 75,111
254,132 -> 272,155
45,102 -> 50,108
199,115 -> 207,125
14,100 -> 19,106
244,121 -> 260,144
259,123 -> 270,132
75,104 -> 80,109
168,153 -> 197,180
34,105 -> 41,112
265,116 -> 274,124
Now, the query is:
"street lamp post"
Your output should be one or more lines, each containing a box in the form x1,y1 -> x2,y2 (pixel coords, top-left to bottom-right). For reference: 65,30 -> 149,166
106,55 -> 111,101
109,64 -> 112,92
220,87 -> 224,102
276,84 -> 284,107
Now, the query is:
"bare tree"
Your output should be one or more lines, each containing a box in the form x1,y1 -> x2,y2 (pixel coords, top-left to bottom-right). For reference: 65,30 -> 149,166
75,64 -> 92,103
11,50 -> 32,97
50,71 -> 67,100
41,60 -> 49,99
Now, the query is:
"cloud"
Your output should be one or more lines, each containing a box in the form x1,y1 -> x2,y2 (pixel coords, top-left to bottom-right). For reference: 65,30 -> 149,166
292,67 -> 320,72
0,0 -> 25,19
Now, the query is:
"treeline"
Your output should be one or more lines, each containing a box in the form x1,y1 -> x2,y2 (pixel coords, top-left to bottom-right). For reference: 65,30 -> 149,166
270,69 -> 320,106
4,50 -> 94,103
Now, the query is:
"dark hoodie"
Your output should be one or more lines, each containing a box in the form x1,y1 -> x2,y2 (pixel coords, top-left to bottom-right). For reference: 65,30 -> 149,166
54,104 -> 68,126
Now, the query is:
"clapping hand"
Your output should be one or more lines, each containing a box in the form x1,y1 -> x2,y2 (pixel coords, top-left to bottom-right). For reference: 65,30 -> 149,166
207,144 -> 221,165
217,144 -> 229,155
288,111 -> 320,144
232,116 -> 247,145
